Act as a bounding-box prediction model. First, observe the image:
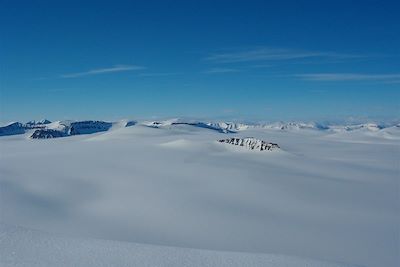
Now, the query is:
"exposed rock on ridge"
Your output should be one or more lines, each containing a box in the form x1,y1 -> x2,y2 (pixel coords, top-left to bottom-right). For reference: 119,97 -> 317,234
219,137 -> 280,151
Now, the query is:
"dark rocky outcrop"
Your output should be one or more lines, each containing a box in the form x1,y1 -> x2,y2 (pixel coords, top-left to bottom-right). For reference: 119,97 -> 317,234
68,121 -> 112,135
125,121 -> 137,127
31,129 -> 67,139
219,137 -> 280,151
25,119 -> 51,127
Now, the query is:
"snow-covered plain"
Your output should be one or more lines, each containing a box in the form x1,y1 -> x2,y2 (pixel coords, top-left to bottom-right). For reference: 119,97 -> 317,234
0,121 -> 399,267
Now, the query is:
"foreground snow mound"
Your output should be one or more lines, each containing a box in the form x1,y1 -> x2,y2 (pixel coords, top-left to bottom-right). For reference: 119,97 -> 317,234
0,223 -> 356,267
219,137 -> 280,151
1,125 -> 398,267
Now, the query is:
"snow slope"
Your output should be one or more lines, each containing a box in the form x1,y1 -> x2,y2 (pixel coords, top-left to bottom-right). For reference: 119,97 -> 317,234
0,123 -> 399,267
0,223 -> 357,267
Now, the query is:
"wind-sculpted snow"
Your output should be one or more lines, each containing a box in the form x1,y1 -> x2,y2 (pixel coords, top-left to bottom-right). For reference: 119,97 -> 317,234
218,137 -> 280,151
0,124 -> 398,267
0,223 -> 357,267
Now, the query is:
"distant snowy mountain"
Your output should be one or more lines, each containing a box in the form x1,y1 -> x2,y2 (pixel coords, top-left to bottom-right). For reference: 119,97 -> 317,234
202,122 -> 249,132
142,120 -> 249,133
257,122 -> 328,131
0,122 -> 26,136
171,122 -> 244,133
0,118 -> 398,139
0,119 -> 54,137
30,120 -> 113,139
68,121 -> 113,135
329,123 -> 383,132
25,119 -> 52,127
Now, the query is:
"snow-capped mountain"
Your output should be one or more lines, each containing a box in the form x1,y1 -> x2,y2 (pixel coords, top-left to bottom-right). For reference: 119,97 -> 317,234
0,122 -> 26,136
30,120 -> 113,139
141,119 -> 246,133
25,119 -> 52,127
256,122 -> 328,131
68,121 -> 112,135
0,119 -> 54,136
329,123 -> 383,132
202,122 -> 249,132
0,118 -> 398,139
170,122 -> 242,133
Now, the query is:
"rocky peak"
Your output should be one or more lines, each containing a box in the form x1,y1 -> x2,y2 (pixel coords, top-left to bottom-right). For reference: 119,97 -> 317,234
218,137 -> 280,151
25,119 -> 51,126
31,129 -> 67,139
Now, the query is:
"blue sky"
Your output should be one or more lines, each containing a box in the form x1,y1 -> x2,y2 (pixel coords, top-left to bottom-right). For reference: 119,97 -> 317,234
1,0 -> 399,123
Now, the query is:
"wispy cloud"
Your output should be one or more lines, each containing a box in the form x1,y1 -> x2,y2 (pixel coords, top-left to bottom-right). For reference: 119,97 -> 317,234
138,72 -> 179,77
246,64 -> 272,69
308,89 -> 328,93
61,65 -> 145,78
203,68 -> 240,74
383,80 -> 400,84
294,73 -> 400,82
205,47 -> 362,63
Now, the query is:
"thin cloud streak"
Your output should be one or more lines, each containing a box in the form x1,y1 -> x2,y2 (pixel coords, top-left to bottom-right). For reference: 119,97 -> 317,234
138,72 -> 180,77
295,73 -> 400,82
203,68 -> 240,74
61,65 -> 145,78
205,47 -> 363,63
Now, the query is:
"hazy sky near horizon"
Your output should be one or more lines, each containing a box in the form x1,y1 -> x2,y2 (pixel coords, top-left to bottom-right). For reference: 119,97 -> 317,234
1,0 -> 399,122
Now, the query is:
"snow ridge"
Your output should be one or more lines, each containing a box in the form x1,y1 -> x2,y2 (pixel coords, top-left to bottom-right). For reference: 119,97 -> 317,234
0,118 -> 398,139
30,120 -> 112,139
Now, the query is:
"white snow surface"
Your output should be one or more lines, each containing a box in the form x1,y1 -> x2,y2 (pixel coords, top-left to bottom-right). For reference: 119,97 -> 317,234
0,223 -> 356,267
0,121 -> 399,267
